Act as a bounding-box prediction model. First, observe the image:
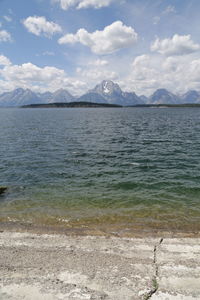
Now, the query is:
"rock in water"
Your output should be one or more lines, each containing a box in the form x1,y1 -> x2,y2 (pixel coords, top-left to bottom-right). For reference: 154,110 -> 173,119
0,187 -> 7,195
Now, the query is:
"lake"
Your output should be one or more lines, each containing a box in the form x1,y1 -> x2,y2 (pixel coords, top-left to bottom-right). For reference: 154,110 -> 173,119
0,107 -> 200,235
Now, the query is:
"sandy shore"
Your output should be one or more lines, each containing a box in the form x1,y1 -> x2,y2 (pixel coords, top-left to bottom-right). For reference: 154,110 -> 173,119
1,220 -> 200,238
0,231 -> 200,299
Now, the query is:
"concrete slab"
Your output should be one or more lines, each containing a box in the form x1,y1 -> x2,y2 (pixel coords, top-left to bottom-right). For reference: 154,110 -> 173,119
153,238 -> 200,299
0,232 -> 158,300
0,232 -> 200,299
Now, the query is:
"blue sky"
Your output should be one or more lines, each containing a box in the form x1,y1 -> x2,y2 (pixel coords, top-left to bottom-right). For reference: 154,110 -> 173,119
1,0 -> 200,96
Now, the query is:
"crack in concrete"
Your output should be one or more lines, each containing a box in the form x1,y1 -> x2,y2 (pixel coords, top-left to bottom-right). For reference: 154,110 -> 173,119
143,238 -> 163,300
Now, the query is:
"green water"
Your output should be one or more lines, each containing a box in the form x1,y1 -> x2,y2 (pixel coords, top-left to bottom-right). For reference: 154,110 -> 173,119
0,107 -> 200,233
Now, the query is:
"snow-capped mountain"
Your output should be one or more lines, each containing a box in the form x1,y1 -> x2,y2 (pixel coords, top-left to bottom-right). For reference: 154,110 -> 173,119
85,80 -> 143,105
1,82 -> 200,107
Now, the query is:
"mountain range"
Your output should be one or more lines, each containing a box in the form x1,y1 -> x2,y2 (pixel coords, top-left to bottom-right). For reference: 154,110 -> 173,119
0,80 -> 200,107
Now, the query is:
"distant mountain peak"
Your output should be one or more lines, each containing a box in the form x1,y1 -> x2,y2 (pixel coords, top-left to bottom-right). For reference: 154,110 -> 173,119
183,90 -> 199,96
181,90 -> 200,103
0,88 -> 74,107
87,80 -> 142,105
91,80 -> 121,96
149,88 -> 179,104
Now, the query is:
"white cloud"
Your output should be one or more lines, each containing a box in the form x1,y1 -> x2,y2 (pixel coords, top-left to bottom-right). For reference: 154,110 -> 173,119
0,61 -> 86,95
77,66 -> 117,82
128,54 -> 160,92
58,21 -> 138,55
3,15 -> 12,22
162,56 -> 180,72
151,34 -> 200,56
0,30 -> 12,42
0,55 -> 11,66
121,50 -> 200,96
132,54 -> 151,68
163,5 -> 176,15
2,63 -> 65,82
153,16 -> 160,25
53,0 -> 114,10
36,51 -> 55,57
0,80 -> 16,93
89,59 -> 108,66
42,51 -> 55,56
76,58 -> 116,81
23,16 -> 62,38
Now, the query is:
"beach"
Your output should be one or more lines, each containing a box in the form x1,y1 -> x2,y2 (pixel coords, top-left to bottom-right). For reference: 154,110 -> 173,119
0,230 -> 200,299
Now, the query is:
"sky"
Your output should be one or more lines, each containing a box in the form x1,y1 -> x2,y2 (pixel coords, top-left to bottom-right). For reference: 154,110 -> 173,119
1,0 -> 200,96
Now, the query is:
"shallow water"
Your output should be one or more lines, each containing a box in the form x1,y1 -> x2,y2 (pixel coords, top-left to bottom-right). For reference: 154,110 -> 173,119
0,107 -> 200,233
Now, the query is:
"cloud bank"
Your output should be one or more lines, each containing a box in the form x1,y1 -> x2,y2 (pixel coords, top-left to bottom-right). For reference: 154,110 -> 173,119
0,57 -> 86,94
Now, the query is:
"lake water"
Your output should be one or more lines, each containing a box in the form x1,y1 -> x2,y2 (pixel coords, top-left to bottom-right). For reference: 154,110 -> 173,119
0,107 -> 200,234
